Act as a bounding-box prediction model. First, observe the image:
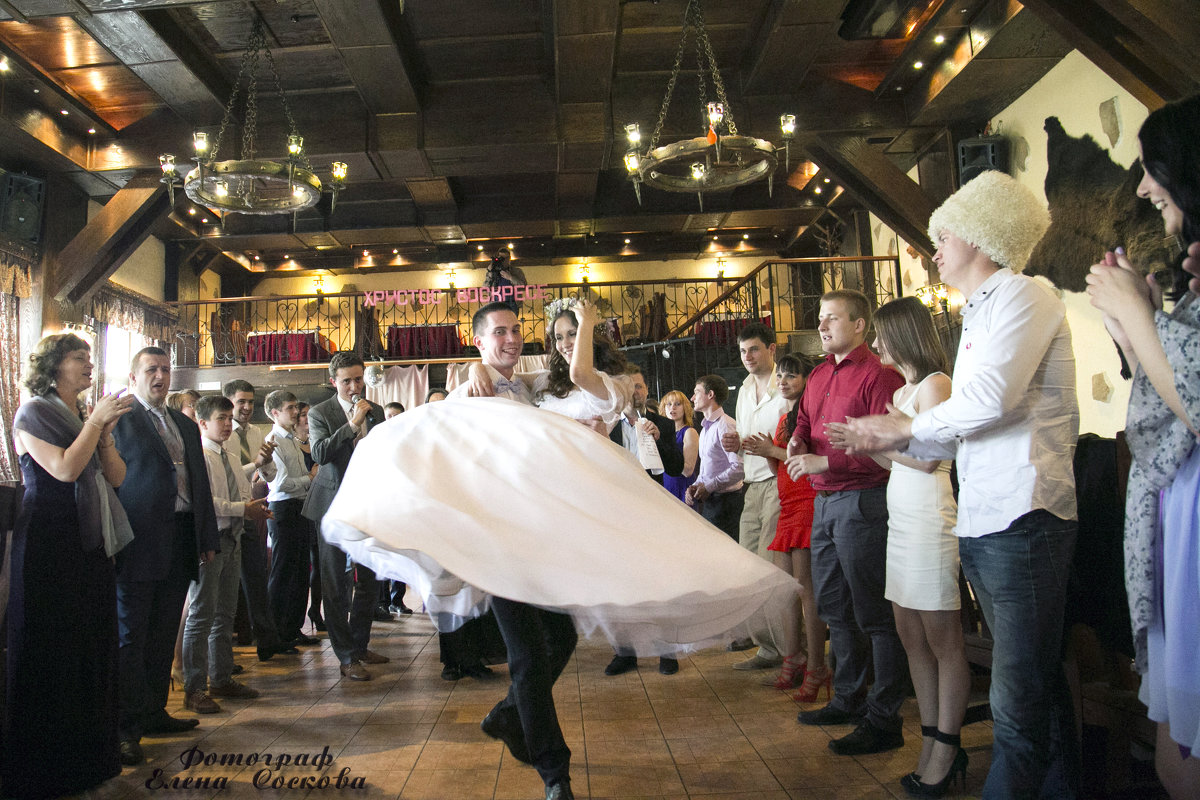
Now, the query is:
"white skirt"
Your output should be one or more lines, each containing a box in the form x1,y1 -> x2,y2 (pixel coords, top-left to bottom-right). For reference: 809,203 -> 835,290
322,397 -> 797,657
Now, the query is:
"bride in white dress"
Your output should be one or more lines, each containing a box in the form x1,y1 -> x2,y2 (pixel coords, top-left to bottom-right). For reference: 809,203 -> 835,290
321,299 -> 797,656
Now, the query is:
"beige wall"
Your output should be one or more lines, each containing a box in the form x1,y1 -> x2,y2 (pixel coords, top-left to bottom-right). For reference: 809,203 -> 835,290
87,199 -> 167,302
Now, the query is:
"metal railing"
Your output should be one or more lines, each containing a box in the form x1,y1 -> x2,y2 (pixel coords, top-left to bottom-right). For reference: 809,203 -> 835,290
168,256 -> 901,369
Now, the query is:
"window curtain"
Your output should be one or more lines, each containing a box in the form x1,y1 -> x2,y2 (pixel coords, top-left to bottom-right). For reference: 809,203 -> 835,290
88,282 -> 177,347
0,247 -> 34,483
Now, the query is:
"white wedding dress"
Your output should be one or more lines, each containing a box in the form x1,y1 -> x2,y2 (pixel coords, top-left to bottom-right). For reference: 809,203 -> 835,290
322,396 -> 797,656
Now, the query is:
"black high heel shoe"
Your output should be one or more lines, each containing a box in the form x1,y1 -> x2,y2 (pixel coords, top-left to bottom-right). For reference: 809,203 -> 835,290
307,608 -> 327,632
901,725 -> 938,793
904,730 -> 967,798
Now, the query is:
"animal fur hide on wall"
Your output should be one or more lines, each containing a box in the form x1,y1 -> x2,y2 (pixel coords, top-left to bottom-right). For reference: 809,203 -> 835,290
1024,117 -> 1175,292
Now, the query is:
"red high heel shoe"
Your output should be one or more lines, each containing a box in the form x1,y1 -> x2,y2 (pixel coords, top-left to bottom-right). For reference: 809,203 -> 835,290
767,654 -> 807,689
792,664 -> 832,703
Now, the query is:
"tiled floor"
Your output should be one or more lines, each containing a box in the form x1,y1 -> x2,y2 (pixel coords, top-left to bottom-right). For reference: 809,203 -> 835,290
87,615 -> 994,799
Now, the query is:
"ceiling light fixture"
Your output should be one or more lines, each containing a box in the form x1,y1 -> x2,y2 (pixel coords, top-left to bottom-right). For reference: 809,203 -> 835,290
157,17 -> 346,219
620,0 -> 794,211
934,34 -> 946,44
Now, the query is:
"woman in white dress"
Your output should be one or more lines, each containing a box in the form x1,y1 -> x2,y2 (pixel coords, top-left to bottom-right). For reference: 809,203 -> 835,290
533,299 -> 633,430
871,297 -> 969,796
323,299 -> 798,658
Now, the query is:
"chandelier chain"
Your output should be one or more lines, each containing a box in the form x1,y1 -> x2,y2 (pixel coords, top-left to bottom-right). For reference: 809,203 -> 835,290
695,14 -> 708,132
694,0 -> 736,135
209,24 -> 262,163
261,25 -> 314,172
242,41 -> 259,161
649,0 -> 691,151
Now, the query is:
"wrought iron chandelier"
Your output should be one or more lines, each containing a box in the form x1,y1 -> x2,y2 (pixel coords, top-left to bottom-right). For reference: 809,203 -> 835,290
158,17 -> 346,219
621,0 -> 795,211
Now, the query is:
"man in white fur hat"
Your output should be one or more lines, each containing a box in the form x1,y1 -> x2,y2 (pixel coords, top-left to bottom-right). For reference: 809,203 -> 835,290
830,170 -> 1081,800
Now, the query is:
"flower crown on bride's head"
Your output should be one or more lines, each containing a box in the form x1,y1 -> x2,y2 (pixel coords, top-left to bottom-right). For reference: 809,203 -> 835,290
544,297 -> 576,323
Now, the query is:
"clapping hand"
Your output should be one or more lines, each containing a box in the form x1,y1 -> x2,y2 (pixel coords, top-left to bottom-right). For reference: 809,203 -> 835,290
741,432 -> 774,457
825,405 -> 911,455
244,497 -> 273,522
785,454 -> 828,481
254,437 -> 277,468
90,389 -> 133,429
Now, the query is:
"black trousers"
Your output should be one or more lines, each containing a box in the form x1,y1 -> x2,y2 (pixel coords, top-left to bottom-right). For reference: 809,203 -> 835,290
489,597 -> 577,787
239,520 -> 284,650
115,513 -> 194,741
267,499 -> 310,641
699,488 -> 745,541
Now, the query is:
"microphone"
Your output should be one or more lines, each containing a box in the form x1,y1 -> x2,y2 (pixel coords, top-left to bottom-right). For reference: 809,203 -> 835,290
350,393 -> 373,424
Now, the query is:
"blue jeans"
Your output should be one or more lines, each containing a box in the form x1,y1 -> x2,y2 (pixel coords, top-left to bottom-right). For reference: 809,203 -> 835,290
959,510 -> 1080,800
182,528 -> 242,692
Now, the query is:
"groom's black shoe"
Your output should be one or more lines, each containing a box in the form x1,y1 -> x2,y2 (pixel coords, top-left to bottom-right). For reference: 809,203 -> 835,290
481,706 -> 532,764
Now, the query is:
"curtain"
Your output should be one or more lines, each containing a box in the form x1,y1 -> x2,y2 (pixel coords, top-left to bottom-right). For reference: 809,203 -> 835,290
0,245 -> 32,484
365,365 -> 431,412
89,282 -> 177,346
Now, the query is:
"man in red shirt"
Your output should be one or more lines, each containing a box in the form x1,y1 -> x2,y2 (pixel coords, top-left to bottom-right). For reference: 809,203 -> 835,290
787,290 -> 907,755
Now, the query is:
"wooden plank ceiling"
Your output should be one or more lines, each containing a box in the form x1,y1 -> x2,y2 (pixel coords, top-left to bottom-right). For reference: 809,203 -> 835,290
1,0 -> 1151,279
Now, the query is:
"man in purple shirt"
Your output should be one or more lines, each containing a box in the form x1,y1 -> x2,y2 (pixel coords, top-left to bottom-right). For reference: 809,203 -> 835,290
786,290 -> 907,755
686,374 -> 745,539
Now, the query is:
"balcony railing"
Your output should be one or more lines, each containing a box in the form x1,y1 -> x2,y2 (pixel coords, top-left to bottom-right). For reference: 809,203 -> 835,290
168,256 -> 901,370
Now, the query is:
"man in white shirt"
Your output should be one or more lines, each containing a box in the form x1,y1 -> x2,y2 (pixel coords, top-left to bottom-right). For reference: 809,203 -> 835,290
834,171 -> 1080,799
456,302 -> 577,800
221,380 -> 295,663
721,322 -> 790,670
182,395 -> 270,715
264,390 -> 318,648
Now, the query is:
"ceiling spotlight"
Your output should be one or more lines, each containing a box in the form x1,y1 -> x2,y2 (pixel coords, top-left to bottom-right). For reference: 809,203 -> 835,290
253,254 -> 261,261
824,177 -> 830,183
913,61 -> 924,70
363,250 -> 370,257
712,235 -> 719,241
283,254 -> 290,259
201,217 -> 209,223
0,56 -> 9,72
477,244 -> 484,251
507,243 -> 514,249
814,186 -> 822,194
187,208 -> 196,215
934,34 -> 946,44
624,238 -> 630,244
87,128 -> 96,135
60,109 -> 69,115
742,234 -> 749,239
392,248 -> 398,254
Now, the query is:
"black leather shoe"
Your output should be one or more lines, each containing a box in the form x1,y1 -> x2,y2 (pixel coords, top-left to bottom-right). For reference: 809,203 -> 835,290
545,779 -> 575,800
291,634 -> 320,646
658,657 -> 679,675
258,643 -> 300,661
144,713 -> 200,734
480,707 -> 531,764
604,654 -> 638,676
461,663 -> 493,679
828,720 -> 904,756
373,604 -> 394,621
230,663 -> 244,675
797,703 -> 862,727
119,739 -> 143,766
441,665 -> 462,681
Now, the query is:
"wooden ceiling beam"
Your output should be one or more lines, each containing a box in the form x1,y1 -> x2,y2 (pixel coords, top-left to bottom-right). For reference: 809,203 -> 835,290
805,135 -> 935,260
51,173 -> 169,305
1020,0 -> 1199,109
135,8 -> 232,124
312,0 -> 420,114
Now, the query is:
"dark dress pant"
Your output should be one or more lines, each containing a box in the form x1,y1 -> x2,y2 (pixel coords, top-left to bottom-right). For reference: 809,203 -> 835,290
489,597 -> 577,787
267,499 -> 310,640
317,534 -> 377,664
116,513 -> 194,741
239,519 -> 285,649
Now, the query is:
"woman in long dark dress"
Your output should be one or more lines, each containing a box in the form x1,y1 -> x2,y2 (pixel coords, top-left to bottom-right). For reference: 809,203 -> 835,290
2,333 -> 133,799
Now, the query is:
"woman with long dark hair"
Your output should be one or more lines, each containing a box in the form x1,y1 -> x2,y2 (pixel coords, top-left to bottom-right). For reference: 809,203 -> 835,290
871,298 -> 967,797
660,390 -> 699,502
2,333 -> 134,798
1087,94 -> 1200,798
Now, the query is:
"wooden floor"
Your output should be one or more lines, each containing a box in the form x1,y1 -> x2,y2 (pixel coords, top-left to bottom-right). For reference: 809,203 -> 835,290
81,612 -> 996,800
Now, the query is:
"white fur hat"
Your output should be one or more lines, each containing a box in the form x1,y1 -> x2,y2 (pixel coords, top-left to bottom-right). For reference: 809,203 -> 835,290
927,170 -> 1050,272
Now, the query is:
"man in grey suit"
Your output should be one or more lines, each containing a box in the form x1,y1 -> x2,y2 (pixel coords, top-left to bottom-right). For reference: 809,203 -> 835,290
112,347 -> 220,766
301,352 -> 388,681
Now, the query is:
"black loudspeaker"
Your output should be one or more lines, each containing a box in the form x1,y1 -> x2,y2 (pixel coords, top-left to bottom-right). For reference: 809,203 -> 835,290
0,173 -> 46,244
956,136 -> 1008,187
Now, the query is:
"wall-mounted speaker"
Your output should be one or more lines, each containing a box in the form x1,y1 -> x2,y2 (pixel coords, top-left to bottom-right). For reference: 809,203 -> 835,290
956,136 -> 1009,187
0,172 -> 46,245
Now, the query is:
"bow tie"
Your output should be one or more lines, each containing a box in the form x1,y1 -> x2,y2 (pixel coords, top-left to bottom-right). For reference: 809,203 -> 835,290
495,378 -> 524,395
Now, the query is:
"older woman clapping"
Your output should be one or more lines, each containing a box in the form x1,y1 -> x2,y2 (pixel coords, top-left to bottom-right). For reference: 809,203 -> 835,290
1,333 -> 134,799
